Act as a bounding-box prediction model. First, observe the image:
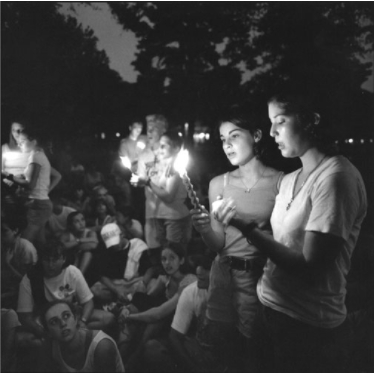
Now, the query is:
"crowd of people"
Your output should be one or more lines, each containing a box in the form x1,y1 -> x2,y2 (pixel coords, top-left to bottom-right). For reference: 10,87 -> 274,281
1,85 -> 371,373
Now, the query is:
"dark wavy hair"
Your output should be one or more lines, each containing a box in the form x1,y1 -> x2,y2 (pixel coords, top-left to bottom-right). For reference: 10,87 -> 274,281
161,241 -> 189,273
218,108 -> 274,164
66,211 -> 85,232
39,299 -> 79,331
268,90 -> 338,156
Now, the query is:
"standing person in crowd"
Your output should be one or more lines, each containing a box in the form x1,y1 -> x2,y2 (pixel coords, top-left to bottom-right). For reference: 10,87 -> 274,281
2,121 -> 30,187
38,300 -> 124,372
222,88 -> 367,373
17,241 -> 115,343
2,127 -> 62,245
118,119 -> 147,173
60,211 -> 99,276
131,114 -> 168,261
190,109 -> 283,371
138,131 -> 192,251
83,163 -> 105,193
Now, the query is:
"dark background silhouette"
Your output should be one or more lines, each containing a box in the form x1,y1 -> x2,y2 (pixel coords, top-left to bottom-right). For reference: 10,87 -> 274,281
2,2 -> 373,232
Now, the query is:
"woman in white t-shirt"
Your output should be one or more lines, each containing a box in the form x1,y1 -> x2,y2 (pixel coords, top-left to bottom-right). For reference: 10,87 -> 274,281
3,127 -> 61,245
226,87 -> 368,373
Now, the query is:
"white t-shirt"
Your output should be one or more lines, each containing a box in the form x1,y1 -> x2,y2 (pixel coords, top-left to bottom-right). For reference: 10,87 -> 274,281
17,265 -> 93,313
24,150 -> 51,200
48,206 -> 76,237
171,281 -> 209,335
257,156 -> 367,328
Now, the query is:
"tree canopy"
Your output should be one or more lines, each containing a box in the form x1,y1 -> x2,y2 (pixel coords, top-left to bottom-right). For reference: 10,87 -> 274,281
109,2 -> 373,134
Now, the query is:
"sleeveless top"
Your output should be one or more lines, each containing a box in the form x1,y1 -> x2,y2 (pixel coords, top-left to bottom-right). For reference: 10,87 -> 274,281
221,171 -> 283,259
52,330 -> 125,372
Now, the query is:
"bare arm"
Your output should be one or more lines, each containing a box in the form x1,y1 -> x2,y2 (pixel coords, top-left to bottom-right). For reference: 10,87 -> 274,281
126,293 -> 179,323
81,298 -> 94,322
147,174 -> 181,203
94,338 -> 119,372
48,167 -> 62,193
190,176 -> 225,253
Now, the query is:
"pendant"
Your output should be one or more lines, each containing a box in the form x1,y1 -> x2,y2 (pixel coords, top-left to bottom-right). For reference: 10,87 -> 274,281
286,198 -> 293,211
245,189 -> 250,193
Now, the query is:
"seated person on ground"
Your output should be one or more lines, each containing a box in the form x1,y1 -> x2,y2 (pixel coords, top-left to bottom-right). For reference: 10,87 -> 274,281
90,223 -> 150,306
2,216 -> 38,309
60,211 -> 98,275
64,182 -> 87,212
88,199 -> 117,234
141,254 -> 213,372
116,205 -> 144,240
16,240 -> 115,344
116,242 -> 197,368
38,300 -> 124,373
82,184 -> 116,226
47,191 -> 76,240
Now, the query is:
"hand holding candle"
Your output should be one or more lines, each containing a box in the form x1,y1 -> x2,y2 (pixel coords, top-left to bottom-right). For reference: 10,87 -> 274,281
173,149 -> 200,210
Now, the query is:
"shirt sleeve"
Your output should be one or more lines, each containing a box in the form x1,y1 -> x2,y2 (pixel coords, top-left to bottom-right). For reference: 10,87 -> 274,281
137,154 -> 147,179
17,275 -> 35,313
171,284 -> 195,334
306,171 -> 365,241
69,266 -> 93,304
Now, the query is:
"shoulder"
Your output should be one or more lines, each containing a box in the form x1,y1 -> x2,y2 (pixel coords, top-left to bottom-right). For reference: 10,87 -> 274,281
209,173 -> 226,192
180,274 -> 198,288
93,332 -> 118,367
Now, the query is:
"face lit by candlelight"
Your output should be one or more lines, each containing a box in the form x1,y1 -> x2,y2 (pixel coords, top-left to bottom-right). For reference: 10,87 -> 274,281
11,122 -> 24,144
159,136 -> 179,160
129,122 -> 143,139
219,121 -> 259,166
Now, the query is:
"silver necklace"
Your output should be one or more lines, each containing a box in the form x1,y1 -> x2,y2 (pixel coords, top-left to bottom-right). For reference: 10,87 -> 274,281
240,167 -> 266,193
286,156 -> 327,211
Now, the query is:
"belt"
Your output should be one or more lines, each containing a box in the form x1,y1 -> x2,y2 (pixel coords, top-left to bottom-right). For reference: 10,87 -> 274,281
226,256 -> 264,272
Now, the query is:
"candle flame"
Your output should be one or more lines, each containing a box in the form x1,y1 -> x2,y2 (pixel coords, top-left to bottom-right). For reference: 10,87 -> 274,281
120,156 -> 132,169
174,149 -> 189,176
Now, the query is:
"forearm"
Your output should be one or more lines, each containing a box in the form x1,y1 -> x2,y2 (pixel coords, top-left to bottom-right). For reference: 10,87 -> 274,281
49,170 -> 62,192
200,227 -> 225,253
148,181 -> 174,203
81,300 -> 94,321
100,277 -> 118,295
78,242 -> 98,251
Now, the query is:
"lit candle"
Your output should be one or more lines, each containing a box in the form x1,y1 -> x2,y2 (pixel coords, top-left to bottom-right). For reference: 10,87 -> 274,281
120,156 -> 132,169
174,149 -> 200,209
136,141 -> 146,150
